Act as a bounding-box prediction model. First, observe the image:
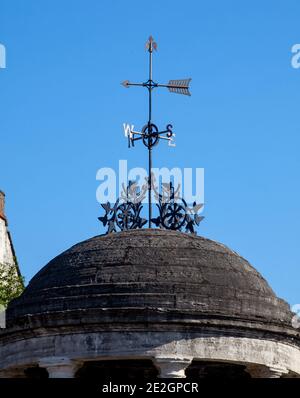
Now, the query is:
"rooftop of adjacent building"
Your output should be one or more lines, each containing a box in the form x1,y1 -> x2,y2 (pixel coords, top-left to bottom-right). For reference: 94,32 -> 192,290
0,191 -> 6,224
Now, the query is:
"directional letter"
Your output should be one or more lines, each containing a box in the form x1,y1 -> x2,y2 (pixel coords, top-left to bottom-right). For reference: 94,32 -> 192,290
168,133 -> 176,147
123,123 -> 134,138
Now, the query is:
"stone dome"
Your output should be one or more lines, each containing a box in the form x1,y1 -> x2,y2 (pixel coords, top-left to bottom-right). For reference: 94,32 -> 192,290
2,229 -> 300,379
7,229 -> 293,329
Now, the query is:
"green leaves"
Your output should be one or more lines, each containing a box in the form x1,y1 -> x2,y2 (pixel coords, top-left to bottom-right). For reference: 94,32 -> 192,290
0,262 -> 24,307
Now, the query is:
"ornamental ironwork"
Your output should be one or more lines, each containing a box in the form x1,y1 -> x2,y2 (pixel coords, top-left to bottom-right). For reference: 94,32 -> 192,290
99,36 -> 204,234
98,181 -> 147,233
99,180 -> 204,235
151,181 -> 204,234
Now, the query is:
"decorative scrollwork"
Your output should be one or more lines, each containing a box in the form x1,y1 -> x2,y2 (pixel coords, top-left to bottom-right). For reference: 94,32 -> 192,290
98,181 -> 147,234
99,180 -> 204,235
151,181 -> 204,234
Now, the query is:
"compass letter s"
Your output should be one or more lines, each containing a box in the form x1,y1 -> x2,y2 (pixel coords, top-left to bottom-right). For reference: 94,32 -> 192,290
291,44 -> 300,69
168,133 -> 176,147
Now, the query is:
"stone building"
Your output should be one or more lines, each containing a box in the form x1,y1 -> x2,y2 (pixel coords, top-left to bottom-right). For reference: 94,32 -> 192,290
2,34 -> 298,379
0,191 -> 16,268
0,229 -> 299,378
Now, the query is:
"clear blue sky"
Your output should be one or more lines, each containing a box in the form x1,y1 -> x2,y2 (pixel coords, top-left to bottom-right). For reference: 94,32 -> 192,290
0,1 -> 299,306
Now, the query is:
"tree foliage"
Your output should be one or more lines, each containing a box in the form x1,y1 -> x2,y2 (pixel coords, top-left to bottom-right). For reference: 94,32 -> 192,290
0,262 -> 24,307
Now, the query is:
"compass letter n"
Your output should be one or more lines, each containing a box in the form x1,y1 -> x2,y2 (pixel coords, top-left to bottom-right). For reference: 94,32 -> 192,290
123,123 -> 134,138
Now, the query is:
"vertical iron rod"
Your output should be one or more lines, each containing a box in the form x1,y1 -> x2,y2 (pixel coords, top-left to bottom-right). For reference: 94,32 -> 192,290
148,40 -> 153,228
149,40 -> 152,122
148,146 -> 152,227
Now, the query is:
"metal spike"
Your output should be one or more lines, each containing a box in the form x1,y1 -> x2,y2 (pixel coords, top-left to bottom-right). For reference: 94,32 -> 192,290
146,36 -> 157,51
121,80 -> 130,88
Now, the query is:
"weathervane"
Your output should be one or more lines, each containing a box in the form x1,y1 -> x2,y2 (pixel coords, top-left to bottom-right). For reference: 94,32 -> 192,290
99,36 -> 204,234
122,36 -> 192,227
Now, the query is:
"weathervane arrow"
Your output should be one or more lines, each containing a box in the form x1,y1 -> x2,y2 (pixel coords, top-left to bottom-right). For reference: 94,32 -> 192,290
121,36 -> 191,97
122,78 -> 192,96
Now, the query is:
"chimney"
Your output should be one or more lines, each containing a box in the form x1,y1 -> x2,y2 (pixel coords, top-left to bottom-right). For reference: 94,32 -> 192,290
0,191 -> 6,222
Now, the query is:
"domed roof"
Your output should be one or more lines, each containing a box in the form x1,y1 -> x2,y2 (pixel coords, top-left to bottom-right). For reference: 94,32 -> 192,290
8,229 -> 293,331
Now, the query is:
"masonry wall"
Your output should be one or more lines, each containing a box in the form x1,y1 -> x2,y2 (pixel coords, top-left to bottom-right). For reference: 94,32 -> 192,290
0,217 -> 15,265
0,192 -> 15,267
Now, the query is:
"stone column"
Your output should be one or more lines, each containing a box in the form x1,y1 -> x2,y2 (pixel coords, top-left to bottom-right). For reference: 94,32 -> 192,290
153,357 -> 192,378
246,365 -> 288,378
39,357 -> 81,378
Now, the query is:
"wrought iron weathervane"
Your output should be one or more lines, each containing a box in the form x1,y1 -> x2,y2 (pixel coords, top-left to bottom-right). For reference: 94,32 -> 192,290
99,36 -> 204,234
122,36 -> 192,228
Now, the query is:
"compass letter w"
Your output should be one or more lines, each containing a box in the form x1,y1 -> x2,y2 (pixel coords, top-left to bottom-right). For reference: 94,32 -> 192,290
123,123 -> 134,138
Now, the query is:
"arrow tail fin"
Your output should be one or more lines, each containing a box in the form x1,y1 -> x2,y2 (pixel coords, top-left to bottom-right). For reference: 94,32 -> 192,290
168,78 -> 191,96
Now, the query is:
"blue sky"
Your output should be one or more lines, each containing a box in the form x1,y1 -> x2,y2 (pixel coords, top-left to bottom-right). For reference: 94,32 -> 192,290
0,1 -> 299,306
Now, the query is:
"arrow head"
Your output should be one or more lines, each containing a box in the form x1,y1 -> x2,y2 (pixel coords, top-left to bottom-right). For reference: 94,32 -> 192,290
146,36 -> 157,51
121,80 -> 130,88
